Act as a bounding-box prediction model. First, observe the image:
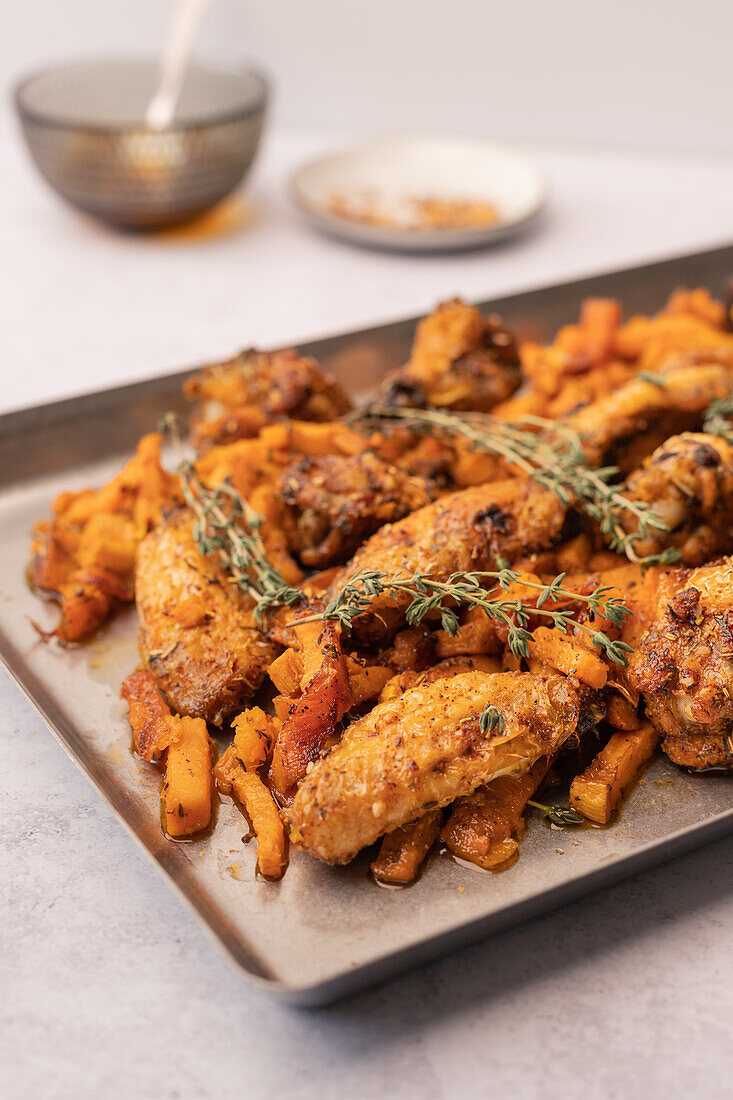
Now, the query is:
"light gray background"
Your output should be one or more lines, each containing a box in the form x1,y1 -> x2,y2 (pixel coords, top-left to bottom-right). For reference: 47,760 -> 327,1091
3,4 -> 733,1099
6,0 -> 733,154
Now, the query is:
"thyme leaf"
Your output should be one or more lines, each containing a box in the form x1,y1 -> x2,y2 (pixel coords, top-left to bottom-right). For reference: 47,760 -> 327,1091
703,394 -> 733,444
347,405 -> 680,567
527,799 -> 585,827
299,567 -> 633,666
180,464 -> 303,623
478,704 -> 505,734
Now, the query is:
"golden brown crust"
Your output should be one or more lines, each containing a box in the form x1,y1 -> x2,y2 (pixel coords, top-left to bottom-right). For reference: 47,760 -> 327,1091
324,478 -> 567,641
378,299 -> 521,412
615,433 -> 733,566
185,347 -> 351,448
288,671 -> 581,864
628,561 -> 733,769
136,510 -> 280,725
279,451 -> 434,567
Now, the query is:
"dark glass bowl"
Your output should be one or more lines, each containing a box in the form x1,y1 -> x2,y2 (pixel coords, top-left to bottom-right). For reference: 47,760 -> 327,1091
15,58 -> 268,230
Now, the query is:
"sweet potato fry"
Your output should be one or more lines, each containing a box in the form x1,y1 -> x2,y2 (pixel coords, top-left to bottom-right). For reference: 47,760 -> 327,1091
269,618 -> 353,793
569,721 -> 659,824
371,810 -> 441,885
442,759 -> 551,872
606,694 -> 642,731
161,716 -> 214,837
346,659 -> 394,706
554,532 -> 592,574
232,706 -> 278,770
259,420 -> 366,457
267,648 -> 303,696
121,668 -> 171,761
215,746 -> 288,879
528,626 -> 608,688
434,605 -> 501,659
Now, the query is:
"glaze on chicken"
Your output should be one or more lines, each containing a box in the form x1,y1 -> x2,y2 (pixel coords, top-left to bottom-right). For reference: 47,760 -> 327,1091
279,451 -> 434,567
185,347 -> 351,448
628,560 -> 733,770
136,510 -> 279,725
288,671 -> 582,864
378,298 -> 521,412
614,432 -> 733,565
324,478 -> 567,641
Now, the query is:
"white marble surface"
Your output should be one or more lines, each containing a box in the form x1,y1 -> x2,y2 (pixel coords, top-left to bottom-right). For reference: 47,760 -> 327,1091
2,116 -> 733,1099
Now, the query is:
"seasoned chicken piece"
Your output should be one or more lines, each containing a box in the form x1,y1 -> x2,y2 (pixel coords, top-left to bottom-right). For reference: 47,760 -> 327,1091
279,451 -> 434,567
324,478 -> 567,641
612,433 -> 733,566
563,354 -> 733,471
288,671 -> 582,865
627,560 -> 733,769
136,510 -> 279,725
185,347 -> 351,448
378,299 -> 521,412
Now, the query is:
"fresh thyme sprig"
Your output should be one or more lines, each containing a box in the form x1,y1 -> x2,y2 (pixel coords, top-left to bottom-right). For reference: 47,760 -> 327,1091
527,799 -> 585,826
479,705 -> 505,735
179,464 -> 303,622
348,405 -> 680,566
297,565 -> 633,665
703,394 -> 733,443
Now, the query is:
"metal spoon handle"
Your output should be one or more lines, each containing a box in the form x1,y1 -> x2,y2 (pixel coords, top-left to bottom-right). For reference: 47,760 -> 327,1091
146,0 -> 211,130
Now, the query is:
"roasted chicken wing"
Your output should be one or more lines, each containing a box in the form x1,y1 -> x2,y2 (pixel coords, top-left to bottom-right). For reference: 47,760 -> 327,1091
613,432 -> 733,566
378,299 -> 521,412
628,560 -> 733,769
185,347 -> 351,448
288,671 -> 582,864
324,478 -> 567,641
136,510 -> 279,725
279,451 -> 434,567
564,353 -> 733,471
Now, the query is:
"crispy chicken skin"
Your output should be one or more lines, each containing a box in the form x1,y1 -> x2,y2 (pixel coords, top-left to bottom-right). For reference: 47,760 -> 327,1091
136,510 -> 279,725
324,478 -> 567,641
628,560 -> 733,769
378,299 -> 521,412
614,433 -> 733,566
563,354 -> 733,470
185,347 -> 351,448
279,451 -> 434,567
288,671 -> 582,865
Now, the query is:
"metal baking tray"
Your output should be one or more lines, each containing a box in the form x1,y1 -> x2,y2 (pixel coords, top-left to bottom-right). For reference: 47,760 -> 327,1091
2,244 -> 732,1005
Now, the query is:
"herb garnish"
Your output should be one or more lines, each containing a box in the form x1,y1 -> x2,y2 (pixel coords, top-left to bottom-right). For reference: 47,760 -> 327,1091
347,405 -> 680,566
478,705 -> 505,734
180,464 -> 303,623
297,565 -> 632,665
527,799 -> 585,826
703,394 -> 733,443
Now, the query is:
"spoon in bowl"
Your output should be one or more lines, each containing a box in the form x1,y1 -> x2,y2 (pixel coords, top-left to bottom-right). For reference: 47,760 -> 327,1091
146,0 -> 212,130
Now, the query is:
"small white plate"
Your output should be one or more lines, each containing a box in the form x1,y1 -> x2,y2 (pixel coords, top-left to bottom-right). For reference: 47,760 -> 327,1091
288,135 -> 547,252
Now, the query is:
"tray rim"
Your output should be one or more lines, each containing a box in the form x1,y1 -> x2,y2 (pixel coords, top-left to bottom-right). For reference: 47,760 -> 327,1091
3,240 -> 733,1004
3,240 -> 732,437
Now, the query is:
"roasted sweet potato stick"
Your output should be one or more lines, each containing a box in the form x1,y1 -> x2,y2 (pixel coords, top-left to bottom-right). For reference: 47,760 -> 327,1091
270,618 -> 353,794
569,722 -> 659,824
160,716 -> 214,838
121,668 -> 172,761
528,627 -> 608,689
232,707 -> 278,771
371,810 -> 442,886
442,758 -> 551,872
215,746 -> 288,879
